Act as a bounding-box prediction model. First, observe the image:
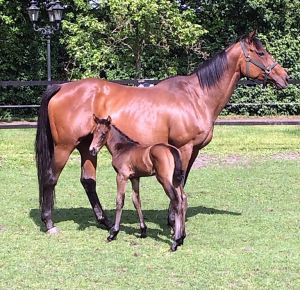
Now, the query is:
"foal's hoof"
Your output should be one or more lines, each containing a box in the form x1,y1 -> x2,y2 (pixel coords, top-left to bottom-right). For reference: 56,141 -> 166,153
107,228 -> 119,242
107,234 -> 117,242
140,227 -> 147,238
170,242 -> 178,252
170,237 -> 184,252
47,226 -> 59,235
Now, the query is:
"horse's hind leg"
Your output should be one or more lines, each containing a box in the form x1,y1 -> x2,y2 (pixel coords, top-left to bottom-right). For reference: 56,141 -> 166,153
77,142 -> 111,230
42,145 -> 72,233
130,178 -> 147,238
156,177 -> 184,251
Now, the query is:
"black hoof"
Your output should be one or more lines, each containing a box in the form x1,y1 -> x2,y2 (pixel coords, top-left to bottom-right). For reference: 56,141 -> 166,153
107,228 -> 119,242
107,235 -> 116,242
170,243 -> 178,252
177,237 -> 184,246
140,226 -> 147,238
170,237 -> 184,252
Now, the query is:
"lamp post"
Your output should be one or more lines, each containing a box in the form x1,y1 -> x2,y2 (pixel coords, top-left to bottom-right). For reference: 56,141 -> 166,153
27,0 -> 65,82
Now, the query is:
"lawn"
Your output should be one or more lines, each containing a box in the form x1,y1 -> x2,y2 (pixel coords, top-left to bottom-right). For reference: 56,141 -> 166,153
0,126 -> 299,289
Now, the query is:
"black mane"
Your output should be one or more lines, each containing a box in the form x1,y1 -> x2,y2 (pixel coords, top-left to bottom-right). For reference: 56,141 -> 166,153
194,50 -> 228,89
111,125 -> 139,151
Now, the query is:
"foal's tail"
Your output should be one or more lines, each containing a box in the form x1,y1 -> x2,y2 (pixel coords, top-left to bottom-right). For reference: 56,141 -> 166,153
169,146 -> 184,188
35,85 -> 61,208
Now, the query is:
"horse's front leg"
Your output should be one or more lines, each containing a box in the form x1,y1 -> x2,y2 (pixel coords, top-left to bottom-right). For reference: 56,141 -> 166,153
108,174 -> 127,241
78,143 -> 111,230
130,178 -> 147,238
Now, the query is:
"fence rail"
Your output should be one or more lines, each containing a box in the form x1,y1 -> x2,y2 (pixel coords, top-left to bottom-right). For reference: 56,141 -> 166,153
1,79 -> 299,88
1,79 -> 300,128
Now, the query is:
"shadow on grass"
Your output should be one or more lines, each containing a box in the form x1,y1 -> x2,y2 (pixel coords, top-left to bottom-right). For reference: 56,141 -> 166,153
29,206 -> 241,244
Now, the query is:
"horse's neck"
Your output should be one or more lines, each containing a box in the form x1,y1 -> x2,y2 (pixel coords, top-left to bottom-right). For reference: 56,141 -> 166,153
200,45 -> 242,121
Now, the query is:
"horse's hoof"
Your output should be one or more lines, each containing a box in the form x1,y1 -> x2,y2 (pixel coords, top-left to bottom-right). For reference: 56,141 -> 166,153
47,227 -> 59,235
107,235 -> 116,242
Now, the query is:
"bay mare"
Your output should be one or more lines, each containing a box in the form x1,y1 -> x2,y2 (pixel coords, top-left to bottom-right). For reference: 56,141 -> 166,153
35,31 -> 288,234
89,115 -> 185,251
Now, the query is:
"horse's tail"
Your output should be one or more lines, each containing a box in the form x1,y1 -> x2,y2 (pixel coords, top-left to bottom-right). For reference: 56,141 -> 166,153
169,146 -> 184,188
35,84 -> 61,208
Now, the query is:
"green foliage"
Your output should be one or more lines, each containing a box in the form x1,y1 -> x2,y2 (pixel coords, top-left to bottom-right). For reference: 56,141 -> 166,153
222,84 -> 300,116
62,0 -> 206,79
1,0 -> 300,117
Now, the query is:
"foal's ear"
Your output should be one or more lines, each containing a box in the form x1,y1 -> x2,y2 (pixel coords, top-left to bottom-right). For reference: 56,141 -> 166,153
107,115 -> 112,125
93,114 -> 99,124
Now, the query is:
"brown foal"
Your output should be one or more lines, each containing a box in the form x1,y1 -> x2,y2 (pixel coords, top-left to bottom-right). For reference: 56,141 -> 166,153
89,115 -> 186,251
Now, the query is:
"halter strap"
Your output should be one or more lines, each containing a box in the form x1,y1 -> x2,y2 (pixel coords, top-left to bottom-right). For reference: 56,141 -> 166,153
240,40 -> 278,87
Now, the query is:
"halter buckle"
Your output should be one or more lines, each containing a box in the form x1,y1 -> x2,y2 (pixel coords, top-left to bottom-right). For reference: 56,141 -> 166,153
265,67 -> 271,75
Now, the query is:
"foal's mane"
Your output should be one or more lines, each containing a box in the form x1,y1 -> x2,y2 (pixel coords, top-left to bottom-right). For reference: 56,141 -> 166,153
111,124 -> 139,147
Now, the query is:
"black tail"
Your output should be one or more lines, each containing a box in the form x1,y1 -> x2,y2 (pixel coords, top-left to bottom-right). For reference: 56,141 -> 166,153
169,146 -> 184,187
35,85 -> 61,208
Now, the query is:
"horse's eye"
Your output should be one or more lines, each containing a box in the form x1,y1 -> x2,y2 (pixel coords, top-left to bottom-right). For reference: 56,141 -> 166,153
257,51 -> 265,57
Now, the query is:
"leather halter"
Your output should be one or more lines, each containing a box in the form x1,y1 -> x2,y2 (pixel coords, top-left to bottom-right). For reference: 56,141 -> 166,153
240,40 -> 278,87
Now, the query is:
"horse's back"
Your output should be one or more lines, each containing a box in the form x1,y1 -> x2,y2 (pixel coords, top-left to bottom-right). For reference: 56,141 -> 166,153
47,79 -> 109,144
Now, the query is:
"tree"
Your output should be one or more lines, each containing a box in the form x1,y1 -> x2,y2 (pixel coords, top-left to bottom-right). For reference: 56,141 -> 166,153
61,0 -> 207,79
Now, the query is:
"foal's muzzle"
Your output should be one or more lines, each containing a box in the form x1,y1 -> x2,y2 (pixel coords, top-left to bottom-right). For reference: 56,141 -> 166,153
89,148 -> 98,156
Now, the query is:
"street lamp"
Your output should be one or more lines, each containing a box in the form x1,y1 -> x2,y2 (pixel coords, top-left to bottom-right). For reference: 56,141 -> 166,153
27,0 -> 65,81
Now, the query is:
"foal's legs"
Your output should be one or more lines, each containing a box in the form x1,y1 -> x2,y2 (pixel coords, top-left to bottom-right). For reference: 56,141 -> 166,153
77,141 -> 111,229
130,178 -> 147,238
107,174 -> 128,241
41,145 -> 72,233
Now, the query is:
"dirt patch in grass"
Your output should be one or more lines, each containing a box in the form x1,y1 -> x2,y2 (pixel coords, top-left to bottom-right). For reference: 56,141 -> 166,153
192,152 -> 300,169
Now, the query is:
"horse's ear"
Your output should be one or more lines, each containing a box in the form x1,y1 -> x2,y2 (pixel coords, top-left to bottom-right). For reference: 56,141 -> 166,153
247,30 -> 257,44
107,115 -> 112,125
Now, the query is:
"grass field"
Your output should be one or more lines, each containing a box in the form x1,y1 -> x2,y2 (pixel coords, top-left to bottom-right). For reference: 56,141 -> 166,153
0,126 -> 299,289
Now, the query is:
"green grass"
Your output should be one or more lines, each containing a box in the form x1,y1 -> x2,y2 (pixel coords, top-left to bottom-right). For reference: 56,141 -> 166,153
0,126 -> 299,289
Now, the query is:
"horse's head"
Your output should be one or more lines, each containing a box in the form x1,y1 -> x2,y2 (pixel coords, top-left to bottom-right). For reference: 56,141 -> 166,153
238,31 -> 288,89
89,115 -> 112,156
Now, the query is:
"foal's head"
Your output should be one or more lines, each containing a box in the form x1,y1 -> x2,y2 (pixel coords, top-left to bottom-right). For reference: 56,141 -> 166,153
89,115 -> 111,156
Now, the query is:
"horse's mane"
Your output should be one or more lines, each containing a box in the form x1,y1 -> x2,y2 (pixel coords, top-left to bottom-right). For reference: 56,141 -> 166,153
158,34 -> 262,89
194,50 -> 228,89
